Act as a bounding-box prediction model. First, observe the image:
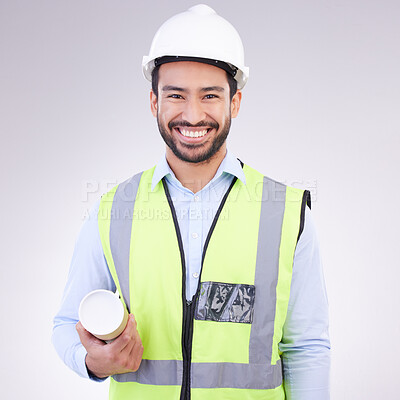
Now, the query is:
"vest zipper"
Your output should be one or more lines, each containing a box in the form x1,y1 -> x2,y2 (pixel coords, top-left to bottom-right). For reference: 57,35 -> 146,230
162,176 -> 238,400
181,299 -> 195,400
162,179 -> 192,400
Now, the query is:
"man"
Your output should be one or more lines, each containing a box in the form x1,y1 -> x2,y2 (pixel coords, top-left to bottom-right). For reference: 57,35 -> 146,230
53,4 -> 330,400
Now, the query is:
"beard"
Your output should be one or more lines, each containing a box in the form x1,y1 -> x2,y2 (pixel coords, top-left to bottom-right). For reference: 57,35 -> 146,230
157,114 -> 231,164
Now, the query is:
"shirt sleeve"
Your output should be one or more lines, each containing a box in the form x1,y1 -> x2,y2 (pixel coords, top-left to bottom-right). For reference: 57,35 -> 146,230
279,206 -> 331,399
52,199 -> 116,380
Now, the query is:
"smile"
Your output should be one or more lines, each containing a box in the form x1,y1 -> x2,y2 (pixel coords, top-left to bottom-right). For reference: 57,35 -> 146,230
176,128 -> 211,138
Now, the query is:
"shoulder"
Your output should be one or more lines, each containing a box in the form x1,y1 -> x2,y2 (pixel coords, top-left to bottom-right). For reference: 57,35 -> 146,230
100,168 -> 154,204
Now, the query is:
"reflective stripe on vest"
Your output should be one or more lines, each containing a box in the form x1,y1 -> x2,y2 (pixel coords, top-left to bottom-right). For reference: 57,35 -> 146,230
98,164 -> 308,399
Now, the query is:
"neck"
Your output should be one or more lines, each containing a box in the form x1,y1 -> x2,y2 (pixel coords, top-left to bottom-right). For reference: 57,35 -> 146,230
166,145 -> 227,193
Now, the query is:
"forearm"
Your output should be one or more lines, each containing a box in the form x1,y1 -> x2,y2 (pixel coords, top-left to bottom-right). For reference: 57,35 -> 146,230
282,340 -> 330,399
280,207 -> 331,399
52,199 -> 116,380
52,319 -> 90,379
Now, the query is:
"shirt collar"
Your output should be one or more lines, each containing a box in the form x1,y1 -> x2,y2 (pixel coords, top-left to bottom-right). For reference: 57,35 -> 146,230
151,150 -> 246,191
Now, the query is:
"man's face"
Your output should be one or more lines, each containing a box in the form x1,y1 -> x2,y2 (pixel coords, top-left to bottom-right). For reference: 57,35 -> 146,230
150,61 -> 241,164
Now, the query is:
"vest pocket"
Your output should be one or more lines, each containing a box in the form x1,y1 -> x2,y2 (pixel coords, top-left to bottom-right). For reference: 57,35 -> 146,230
195,281 -> 255,324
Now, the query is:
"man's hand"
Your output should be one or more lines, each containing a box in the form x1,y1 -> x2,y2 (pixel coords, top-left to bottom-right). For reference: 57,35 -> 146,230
76,314 -> 144,379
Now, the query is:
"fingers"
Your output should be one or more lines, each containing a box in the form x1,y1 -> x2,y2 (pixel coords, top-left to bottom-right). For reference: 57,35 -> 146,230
128,333 -> 144,372
107,314 -> 143,373
109,314 -> 139,353
77,314 -> 144,377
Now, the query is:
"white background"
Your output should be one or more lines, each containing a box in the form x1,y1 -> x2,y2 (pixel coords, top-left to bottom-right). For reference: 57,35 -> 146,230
1,0 -> 399,399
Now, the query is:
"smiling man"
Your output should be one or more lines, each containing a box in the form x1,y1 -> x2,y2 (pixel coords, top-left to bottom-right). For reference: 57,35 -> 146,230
155,63 -> 236,162
152,61 -> 241,192
53,4 -> 330,400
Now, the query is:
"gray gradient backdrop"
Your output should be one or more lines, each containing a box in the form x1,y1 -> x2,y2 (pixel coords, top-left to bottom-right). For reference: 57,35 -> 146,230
1,0 -> 399,399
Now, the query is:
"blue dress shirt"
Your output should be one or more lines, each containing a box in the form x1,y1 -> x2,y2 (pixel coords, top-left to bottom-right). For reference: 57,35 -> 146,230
52,150 -> 330,399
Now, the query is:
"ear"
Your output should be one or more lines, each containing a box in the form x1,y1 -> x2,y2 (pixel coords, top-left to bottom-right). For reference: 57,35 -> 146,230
150,90 -> 158,117
231,90 -> 242,118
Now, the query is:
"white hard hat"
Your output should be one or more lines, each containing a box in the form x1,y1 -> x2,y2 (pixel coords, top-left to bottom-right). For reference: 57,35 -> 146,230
142,4 -> 249,90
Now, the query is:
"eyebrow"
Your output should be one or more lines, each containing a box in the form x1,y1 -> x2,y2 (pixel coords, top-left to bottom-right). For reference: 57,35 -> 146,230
161,85 -> 225,93
162,85 -> 186,92
200,86 -> 225,93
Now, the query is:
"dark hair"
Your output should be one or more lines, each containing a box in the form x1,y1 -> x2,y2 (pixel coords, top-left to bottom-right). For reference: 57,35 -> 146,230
151,64 -> 238,100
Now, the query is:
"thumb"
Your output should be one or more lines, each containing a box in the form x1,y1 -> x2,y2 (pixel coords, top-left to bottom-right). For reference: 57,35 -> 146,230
76,321 -> 105,348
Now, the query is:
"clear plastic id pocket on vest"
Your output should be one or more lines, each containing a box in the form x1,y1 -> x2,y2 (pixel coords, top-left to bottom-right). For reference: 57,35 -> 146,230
195,281 -> 256,323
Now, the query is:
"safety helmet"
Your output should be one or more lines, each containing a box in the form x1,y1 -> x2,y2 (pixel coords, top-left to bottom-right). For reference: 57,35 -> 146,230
142,4 -> 249,90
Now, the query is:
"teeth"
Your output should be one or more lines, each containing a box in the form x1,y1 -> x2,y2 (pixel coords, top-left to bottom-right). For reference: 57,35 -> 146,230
180,129 -> 208,138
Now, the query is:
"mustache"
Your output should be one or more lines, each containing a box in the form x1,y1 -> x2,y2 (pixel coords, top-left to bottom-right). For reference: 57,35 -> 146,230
168,120 -> 219,130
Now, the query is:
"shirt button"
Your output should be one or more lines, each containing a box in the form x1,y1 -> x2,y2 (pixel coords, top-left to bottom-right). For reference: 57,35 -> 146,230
193,272 -> 199,279
191,232 -> 199,239
194,195 -> 200,202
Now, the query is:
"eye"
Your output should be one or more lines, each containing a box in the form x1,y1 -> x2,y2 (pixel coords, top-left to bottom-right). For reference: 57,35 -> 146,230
168,94 -> 183,99
204,94 -> 218,99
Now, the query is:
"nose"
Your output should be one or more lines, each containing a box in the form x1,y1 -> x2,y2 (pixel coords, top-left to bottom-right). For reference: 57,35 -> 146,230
181,98 -> 206,125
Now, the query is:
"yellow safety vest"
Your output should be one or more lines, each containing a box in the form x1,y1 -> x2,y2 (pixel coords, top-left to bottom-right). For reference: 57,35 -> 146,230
98,163 -> 310,400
